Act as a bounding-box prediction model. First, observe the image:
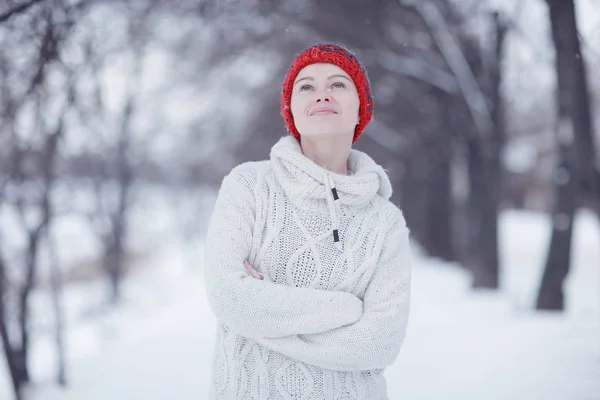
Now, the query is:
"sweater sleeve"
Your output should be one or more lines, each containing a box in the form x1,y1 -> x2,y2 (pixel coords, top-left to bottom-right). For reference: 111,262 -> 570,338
255,213 -> 411,371
203,164 -> 364,339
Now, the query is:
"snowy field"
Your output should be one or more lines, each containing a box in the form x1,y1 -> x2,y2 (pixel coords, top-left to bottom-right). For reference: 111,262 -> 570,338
0,201 -> 599,400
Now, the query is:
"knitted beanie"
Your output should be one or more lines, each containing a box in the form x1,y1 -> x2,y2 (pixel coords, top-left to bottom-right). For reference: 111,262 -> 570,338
281,43 -> 374,144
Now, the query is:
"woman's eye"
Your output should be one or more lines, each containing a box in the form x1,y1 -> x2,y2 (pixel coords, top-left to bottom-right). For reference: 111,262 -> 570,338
300,84 -> 314,91
332,82 -> 346,89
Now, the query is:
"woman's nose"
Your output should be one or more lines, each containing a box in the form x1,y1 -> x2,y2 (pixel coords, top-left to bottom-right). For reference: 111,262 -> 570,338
316,94 -> 332,103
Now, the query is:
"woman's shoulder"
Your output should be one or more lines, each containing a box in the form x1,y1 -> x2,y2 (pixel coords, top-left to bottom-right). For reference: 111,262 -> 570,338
225,160 -> 272,189
373,198 -> 409,233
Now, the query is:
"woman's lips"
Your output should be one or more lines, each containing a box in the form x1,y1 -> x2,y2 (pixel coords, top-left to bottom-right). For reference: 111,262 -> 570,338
311,107 -> 337,115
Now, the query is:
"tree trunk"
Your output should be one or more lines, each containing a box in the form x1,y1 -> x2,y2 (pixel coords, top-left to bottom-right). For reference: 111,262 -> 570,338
0,250 -> 23,400
537,140 -> 576,310
466,137 -> 498,288
48,230 -> 67,386
465,12 -> 507,289
0,337 -> 22,400
106,97 -> 133,305
106,245 -> 122,305
537,0 -> 589,310
466,139 -> 499,289
107,182 -> 130,305
423,96 -> 454,261
404,157 -> 431,252
1,120 -> 62,400
565,12 -> 599,211
425,151 -> 453,261
15,231 -> 42,387
473,12 -> 507,289
12,349 -> 29,388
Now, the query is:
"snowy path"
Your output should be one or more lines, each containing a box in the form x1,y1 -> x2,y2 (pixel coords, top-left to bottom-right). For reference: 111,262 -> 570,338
0,209 -> 596,400
36,255 -> 600,400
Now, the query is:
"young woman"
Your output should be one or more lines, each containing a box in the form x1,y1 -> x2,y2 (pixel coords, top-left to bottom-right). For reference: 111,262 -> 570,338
204,43 -> 411,400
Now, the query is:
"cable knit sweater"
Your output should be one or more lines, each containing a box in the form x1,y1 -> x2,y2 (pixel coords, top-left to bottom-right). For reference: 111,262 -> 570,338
204,136 -> 411,400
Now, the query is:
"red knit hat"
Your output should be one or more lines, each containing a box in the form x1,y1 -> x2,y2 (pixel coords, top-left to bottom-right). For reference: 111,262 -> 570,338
281,43 -> 374,144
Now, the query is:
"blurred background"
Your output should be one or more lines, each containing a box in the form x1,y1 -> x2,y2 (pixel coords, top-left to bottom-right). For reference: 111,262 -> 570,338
0,0 -> 599,399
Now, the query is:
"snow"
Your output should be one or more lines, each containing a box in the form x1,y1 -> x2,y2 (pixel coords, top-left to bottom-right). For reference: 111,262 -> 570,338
1,203 -> 598,400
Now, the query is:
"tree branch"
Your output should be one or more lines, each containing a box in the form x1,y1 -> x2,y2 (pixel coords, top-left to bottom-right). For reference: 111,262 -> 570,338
401,0 -> 493,139
363,119 -> 408,152
378,51 -> 459,93
0,0 -> 46,24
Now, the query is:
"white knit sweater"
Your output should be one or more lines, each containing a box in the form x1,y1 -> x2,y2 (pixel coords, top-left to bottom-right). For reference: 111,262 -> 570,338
204,136 -> 411,400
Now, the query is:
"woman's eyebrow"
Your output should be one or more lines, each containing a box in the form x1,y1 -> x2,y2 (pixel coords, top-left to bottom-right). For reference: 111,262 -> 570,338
294,76 -> 314,86
327,74 -> 352,82
294,74 -> 352,86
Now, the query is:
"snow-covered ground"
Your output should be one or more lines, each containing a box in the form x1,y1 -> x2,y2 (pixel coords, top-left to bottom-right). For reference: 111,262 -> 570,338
1,205 -> 599,400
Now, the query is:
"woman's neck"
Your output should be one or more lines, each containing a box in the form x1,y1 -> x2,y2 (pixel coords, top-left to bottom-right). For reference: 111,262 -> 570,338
300,136 -> 352,175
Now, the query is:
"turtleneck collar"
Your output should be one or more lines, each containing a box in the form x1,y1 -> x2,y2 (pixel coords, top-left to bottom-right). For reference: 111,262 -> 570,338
269,135 -> 393,249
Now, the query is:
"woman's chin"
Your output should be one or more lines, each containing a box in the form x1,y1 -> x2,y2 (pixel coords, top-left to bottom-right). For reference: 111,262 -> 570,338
300,130 -> 350,140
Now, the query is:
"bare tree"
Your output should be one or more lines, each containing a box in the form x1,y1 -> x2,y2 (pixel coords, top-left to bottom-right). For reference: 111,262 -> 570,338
399,0 -> 511,288
536,0 -> 597,311
461,10 -> 508,288
0,55 -> 66,400
46,225 -> 67,386
70,3 -> 158,304
0,2 -> 84,397
0,0 -> 45,24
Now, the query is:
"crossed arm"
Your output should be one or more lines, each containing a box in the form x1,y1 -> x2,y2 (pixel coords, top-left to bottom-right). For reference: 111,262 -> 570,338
204,166 -> 411,371
204,167 -> 364,339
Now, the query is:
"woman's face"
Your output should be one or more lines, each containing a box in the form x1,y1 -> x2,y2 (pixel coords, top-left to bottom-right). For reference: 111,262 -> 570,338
290,63 -> 360,140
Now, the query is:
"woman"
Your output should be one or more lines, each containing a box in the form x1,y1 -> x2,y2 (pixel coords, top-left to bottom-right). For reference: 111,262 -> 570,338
204,43 -> 411,400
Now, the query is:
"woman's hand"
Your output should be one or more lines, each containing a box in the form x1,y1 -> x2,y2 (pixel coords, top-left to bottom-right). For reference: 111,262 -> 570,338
243,260 -> 264,280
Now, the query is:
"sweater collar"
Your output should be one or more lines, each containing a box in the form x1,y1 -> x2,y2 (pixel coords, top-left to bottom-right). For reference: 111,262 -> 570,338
269,135 -> 392,208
